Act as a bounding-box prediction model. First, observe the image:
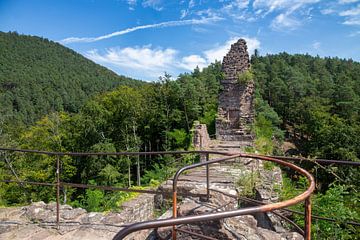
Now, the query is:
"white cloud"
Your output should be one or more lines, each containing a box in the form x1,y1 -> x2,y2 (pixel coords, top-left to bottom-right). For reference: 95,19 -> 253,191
180,9 -> 188,19
321,8 -> 336,15
251,0 -> 319,30
59,17 -> 223,44
320,1 -> 360,25
142,0 -> 164,11
312,41 -> 321,49
338,0 -> 359,4
253,0 -> 320,12
244,37 -> 261,56
339,4 -> 360,25
271,13 -> 301,30
201,37 -> 260,63
127,0 -> 136,5
126,0 -> 137,10
191,0 -> 318,31
343,18 -> 360,24
339,4 -> 360,16
349,30 -> 360,36
224,0 -> 249,10
85,37 -> 260,80
180,55 -> 207,70
86,46 -> 178,78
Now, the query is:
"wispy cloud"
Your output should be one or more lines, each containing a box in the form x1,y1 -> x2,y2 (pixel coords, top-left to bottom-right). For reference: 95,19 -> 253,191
321,8 -> 336,15
126,0 -> 137,10
142,0 -> 164,11
253,0 -> 320,31
338,0 -> 359,4
60,17 -> 223,44
270,13 -> 301,31
320,1 -> 360,26
193,0 -> 319,31
312,41 -> 321,49
204,36 -> 260,62
349,30 -> 360,36
85,36 -> 260,80
340,4 -> 360,16
340,4 -> 360,25
86,46 -> 178,79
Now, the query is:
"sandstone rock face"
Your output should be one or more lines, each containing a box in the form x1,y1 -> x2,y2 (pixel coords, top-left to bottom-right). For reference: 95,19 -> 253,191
0,193 -> 155,240
216,39 -> 255,143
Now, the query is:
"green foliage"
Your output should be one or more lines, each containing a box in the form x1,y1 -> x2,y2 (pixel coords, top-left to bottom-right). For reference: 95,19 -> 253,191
85,188 -> 105,212
0,31 -> 142,128
254,113 -> 283,155
237,69 -> 254,84
253,88 -> 284,155
236,170 -> 259,197
252,53 -> 360,163
263,161 -> 276,170
309,185 -> 360,239
251,52 -> 360,239
280,174 -> 360,239
99,164 -> 121,185
166,129 -> 189,149
142,163 -> 171,186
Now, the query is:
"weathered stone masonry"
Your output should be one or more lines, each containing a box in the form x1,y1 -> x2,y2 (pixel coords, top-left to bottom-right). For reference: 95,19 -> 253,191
216,39 -> 255,142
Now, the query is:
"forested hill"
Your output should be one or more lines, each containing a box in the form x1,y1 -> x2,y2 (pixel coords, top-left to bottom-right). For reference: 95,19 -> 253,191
0,31 -> 142,127
252,53 -> 360,162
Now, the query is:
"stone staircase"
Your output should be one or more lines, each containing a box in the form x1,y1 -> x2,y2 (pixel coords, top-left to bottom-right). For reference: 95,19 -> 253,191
208,140 -> 253,153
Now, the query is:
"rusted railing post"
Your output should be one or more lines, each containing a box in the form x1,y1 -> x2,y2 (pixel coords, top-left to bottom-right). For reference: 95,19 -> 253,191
304,196 -> 312,239
206,153 -> 210,201
172,190 -> 177,240
56,155 -> 60,230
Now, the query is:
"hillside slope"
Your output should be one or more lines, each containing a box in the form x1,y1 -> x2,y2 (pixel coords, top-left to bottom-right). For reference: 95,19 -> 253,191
0,31 -> 142,126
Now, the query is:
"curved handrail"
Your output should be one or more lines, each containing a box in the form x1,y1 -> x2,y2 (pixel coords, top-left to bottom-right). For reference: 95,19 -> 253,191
0,147 -> 235,157
113,153 -> 315,240
0,148 -> 315,239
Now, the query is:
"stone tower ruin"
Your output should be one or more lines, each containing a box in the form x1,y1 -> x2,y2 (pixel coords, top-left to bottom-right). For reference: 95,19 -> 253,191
216,39 -> 255,142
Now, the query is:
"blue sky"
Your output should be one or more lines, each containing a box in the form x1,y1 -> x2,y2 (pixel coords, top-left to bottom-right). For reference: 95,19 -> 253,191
1,0 -> 360,81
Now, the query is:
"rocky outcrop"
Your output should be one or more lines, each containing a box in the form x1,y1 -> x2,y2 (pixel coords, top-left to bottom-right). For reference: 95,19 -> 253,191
0,193 -> 155,240
216,38 -> 255,143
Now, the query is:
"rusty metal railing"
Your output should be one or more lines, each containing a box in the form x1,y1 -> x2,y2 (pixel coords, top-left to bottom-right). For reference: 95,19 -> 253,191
113,153 -> 316,240
0,148 -> 232,229
1,147 -> 338,240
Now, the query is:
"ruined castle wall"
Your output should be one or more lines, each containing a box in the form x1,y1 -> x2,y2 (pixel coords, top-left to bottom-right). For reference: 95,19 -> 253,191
193,123 -> 211,149
216,39 -> 255,142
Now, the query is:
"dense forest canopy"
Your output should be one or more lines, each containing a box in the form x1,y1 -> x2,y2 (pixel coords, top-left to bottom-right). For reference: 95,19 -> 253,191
0,33 -> 359,238
252,53 -> 360,185
0,31 -> 142,128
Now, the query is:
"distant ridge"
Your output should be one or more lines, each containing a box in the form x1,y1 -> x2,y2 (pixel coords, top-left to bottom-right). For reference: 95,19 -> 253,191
0,31 -> 143,126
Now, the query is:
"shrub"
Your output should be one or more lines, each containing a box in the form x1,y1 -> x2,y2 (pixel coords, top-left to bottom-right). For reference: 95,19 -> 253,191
237,70 -> 254,84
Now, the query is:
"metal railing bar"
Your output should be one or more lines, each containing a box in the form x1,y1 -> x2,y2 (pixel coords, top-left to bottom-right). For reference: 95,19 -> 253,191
0,179 -> 207,198
211,188 -> 360,228
0,148 -> 235,157
269,156 -> 360,166
0,179 -> 56,186
0,221 -> 132,228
